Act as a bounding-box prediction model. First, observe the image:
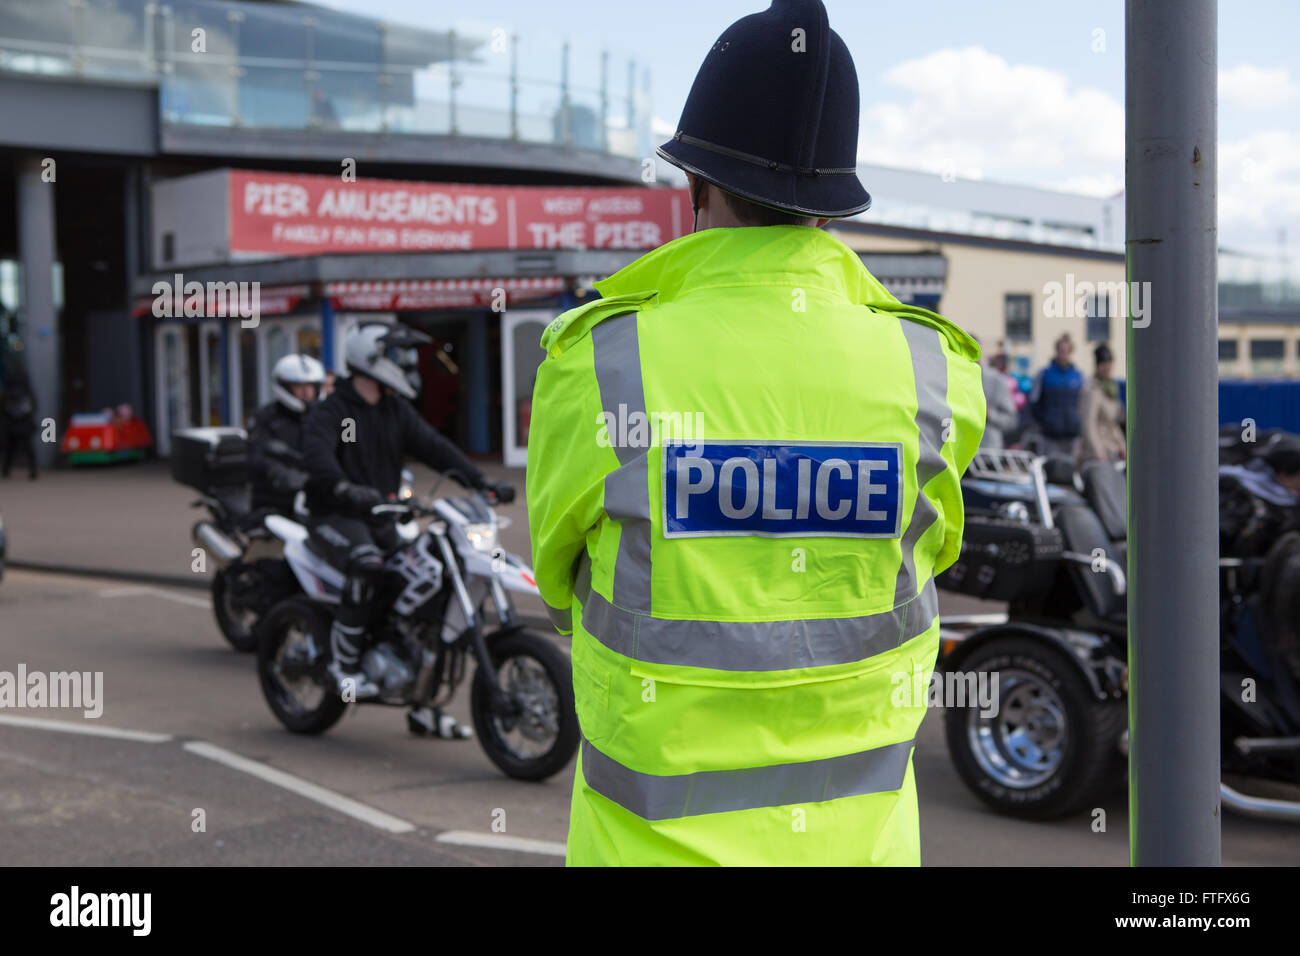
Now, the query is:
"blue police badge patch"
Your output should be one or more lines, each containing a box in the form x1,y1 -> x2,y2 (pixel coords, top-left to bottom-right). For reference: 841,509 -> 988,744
662,441 -> 904,539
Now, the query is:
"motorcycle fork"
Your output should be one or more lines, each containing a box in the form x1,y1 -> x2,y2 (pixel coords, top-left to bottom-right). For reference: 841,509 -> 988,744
431,527 -> 515,715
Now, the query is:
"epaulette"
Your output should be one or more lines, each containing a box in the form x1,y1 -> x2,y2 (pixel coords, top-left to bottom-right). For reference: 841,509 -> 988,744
540,291 -> 657,358
863,299 -> 981,363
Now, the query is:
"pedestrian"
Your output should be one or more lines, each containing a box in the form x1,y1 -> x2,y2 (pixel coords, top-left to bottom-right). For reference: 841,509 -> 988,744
1030,332 -> 1085,458
1079,342 -> 1126,464
527,0 -> 985,866
977,339 -> 1018,448
2,364 -> 39,480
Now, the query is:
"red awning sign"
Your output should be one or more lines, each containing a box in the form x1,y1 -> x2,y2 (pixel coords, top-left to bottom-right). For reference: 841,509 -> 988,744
230,170 -> 688,257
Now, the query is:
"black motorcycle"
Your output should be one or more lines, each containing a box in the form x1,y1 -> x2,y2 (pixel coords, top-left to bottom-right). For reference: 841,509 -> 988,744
937,447 -> 1300,822
172,427 -> 298,652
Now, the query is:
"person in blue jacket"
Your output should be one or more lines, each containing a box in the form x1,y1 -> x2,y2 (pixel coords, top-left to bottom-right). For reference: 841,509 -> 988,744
1030,333 -> 1085,458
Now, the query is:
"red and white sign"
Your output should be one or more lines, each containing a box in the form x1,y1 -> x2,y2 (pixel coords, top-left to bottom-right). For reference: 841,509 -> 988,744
327,277 -> 564,312
230,170 -> 688,258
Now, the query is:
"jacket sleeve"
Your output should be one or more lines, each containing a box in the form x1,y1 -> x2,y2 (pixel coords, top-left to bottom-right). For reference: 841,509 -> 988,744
1079,383 -> 1101,459
934,348 -> 987,576
301,401 -> 348,504
249,411 -> 307,494
399,399 -> 486,488
525,334 -> 616,635
984,369 -> 1019,437
1029,369 -> 1046,424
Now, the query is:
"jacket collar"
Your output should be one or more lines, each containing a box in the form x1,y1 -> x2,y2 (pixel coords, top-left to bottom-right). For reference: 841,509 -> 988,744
594,225 -> 899,305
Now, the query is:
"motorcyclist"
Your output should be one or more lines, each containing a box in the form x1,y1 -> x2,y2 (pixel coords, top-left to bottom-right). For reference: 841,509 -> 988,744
301,321 -> 514,699
248,353 -> 326,515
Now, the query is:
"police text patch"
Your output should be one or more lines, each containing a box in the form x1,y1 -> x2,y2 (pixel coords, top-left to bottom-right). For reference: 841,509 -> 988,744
662,442 -> 903,539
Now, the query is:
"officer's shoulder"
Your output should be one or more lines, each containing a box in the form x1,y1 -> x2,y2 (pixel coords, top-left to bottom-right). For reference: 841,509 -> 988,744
866,301 -> 980,364
540,291 -> 657,357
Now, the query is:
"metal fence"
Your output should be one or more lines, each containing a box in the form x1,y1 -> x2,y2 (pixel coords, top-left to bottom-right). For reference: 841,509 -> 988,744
0,0 -> 651,157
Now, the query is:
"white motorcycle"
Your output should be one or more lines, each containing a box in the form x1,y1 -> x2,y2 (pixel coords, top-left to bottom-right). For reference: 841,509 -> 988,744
255,479 -> 578,781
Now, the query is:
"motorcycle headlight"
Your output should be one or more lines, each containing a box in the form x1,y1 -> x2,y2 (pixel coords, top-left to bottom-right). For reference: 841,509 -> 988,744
464,522 -> 498,554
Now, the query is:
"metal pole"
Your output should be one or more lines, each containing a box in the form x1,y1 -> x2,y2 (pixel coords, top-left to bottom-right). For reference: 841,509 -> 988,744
1126,0 -> 1221,866
510,33 -> 519,140
560,41 -> 571,146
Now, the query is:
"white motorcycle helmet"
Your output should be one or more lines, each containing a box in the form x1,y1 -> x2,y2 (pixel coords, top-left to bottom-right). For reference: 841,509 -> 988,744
271,353 -> 326,413
343,322 -> 429,400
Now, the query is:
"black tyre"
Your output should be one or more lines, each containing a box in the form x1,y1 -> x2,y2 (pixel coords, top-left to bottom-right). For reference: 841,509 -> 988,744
257,597 -> 347,735
471,629 -> 578,781
944,635 -> 1126,819
212,565 -> 258,652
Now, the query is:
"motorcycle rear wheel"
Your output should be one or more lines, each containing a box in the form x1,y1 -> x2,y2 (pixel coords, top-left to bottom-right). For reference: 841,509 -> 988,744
471,629 -> 578,781
212,565 -> 258,653
257,597 -> 347,735
944,636 -> 1126,819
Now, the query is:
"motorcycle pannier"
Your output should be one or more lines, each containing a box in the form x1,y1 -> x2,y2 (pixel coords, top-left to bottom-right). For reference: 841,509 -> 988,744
171,427 -> 249,491
937,514 -> 1063,602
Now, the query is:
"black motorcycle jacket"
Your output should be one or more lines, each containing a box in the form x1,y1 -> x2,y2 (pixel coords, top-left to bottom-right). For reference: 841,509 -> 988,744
248,400 -> 309,512
301,375 -> 486,515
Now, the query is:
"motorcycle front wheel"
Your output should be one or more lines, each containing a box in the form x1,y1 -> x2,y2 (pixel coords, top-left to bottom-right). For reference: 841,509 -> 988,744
257,597 -> 347,735
470,629 -> 578,781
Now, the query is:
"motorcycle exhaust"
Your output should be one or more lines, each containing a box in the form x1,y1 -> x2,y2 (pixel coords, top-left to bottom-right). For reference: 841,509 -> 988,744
192,521 -> 243,568
1220,782 -> 1300,822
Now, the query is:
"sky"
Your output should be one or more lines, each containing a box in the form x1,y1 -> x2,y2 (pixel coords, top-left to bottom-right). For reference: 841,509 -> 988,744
316,0 -> 1300,259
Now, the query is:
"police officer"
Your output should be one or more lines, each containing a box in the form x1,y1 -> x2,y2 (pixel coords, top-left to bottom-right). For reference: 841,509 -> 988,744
248,353 -> 326,514
302,322 -> 514,699
527,0 -> 985,865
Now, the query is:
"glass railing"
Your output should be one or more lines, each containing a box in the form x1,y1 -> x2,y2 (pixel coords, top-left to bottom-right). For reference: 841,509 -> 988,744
0,0 -> 652,160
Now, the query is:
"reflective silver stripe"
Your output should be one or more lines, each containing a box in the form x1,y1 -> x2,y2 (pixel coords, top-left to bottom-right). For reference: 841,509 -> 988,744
579,576 -> 939,671
894,323 -> 951,608
581,733 -> 916,821
545,603 -> 572,632
591,311 -> 653,613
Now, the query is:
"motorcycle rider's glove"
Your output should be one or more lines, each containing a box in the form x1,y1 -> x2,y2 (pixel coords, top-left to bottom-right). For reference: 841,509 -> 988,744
333,480 -> 384,516
483,480 -> 516,505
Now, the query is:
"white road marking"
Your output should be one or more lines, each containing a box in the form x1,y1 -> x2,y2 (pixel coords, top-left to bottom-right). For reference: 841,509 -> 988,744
182,741 -> 416,834
0,714 -> 172,743
435,830 -> 567,857
98,585 -> 211,610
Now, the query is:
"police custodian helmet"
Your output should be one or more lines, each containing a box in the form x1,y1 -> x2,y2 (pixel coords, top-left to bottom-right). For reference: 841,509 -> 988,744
656,0 -> 871,219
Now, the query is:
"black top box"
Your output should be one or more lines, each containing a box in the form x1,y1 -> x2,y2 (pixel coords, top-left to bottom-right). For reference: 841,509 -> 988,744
937,514 -> 1063,603
171,427 -> 249,492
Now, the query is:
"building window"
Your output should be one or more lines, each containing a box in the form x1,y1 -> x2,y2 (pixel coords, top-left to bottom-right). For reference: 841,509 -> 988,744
1218,339 -> 1238,361
1085,293 -> 1110,342
1005,294 -> 1032,342
1250,338 -> 1285,376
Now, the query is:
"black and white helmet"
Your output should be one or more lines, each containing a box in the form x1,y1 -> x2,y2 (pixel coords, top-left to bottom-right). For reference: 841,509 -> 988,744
271,353 -> 326,413
343,322 -> 429,400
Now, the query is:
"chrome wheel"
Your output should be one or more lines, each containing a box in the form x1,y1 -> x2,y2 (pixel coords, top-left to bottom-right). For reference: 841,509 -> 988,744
967,668 -> 1067,789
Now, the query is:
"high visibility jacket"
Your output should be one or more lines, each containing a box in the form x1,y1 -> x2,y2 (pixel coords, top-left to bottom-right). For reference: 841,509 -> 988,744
526,225 -> 985,866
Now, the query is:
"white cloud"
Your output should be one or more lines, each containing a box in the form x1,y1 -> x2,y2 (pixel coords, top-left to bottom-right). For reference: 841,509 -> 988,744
858,47 -> 1125,180
1057,174 -> 1124,198
1219,65 -> 1299,109
1220,130 -> 1300,245
651,115 -> 677,139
